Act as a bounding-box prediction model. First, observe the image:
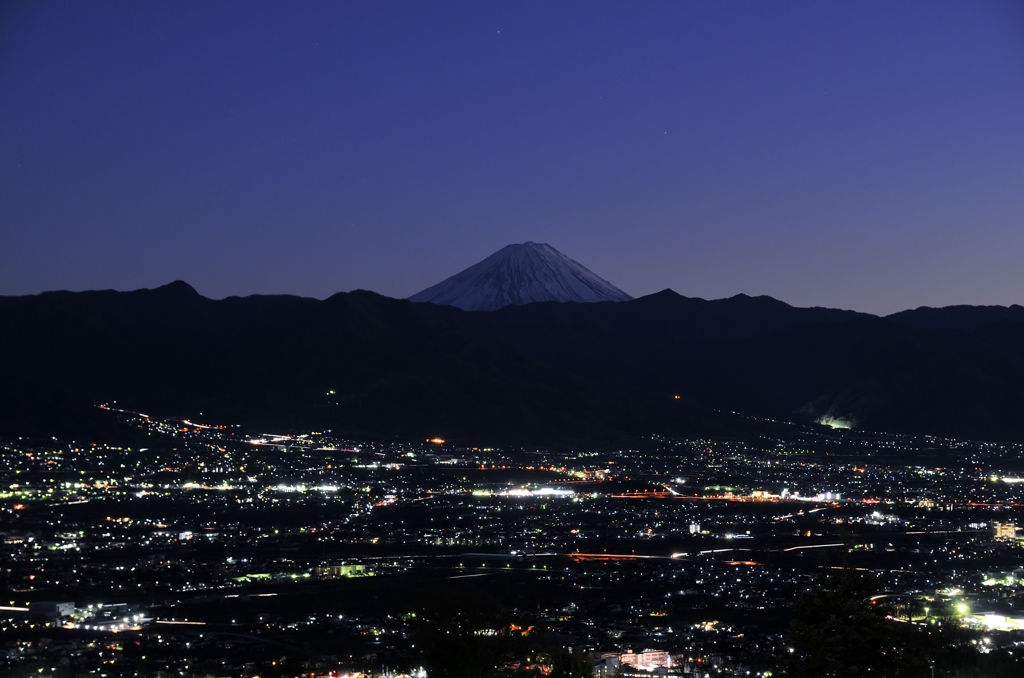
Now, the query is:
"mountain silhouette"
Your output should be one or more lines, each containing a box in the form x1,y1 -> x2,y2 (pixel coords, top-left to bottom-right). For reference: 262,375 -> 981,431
3,282 -> 1024,443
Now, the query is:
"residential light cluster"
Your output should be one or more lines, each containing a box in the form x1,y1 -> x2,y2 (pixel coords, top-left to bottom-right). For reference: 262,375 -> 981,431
2,411 -> 1024,675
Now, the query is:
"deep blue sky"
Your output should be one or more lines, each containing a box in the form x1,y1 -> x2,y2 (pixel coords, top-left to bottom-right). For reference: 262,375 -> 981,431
2,1 -> 1023,314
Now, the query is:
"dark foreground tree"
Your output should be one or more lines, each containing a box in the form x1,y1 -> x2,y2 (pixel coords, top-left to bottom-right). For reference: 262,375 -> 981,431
780,570 -> 1024,678
414,586 -> 532,678
549,649 -> 595,678
780,570 -> 921,678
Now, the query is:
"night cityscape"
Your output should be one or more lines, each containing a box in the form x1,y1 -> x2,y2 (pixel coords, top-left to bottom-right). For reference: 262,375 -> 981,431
3,1 -> 1024,676
3,405 -> 1024,676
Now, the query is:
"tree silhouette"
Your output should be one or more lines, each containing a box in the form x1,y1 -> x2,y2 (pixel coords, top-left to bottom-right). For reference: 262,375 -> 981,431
549,649 -> 595,678
779,570 -> 1024,678
780,570 -> 920,678
414,586 -> 532,678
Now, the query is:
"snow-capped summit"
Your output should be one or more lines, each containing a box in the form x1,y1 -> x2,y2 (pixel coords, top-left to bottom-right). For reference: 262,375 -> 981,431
409,242 -> 633,311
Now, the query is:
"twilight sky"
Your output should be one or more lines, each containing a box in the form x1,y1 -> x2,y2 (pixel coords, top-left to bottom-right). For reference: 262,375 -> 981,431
2,1 -> 1023,314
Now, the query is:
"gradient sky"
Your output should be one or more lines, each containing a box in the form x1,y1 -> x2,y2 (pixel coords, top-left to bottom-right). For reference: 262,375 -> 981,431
2,1 -> 1023,314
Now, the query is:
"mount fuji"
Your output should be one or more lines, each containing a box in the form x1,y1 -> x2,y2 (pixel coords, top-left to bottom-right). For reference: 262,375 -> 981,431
409,242 -> 633,311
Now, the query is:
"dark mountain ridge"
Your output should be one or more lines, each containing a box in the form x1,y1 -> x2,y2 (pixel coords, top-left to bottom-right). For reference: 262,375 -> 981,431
3,282 -> 1024,443
887,303 -> 1024,332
